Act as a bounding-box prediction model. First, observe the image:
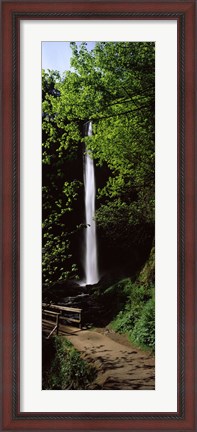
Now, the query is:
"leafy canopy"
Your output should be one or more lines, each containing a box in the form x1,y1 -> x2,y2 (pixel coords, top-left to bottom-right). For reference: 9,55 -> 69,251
42,42 -> 155,287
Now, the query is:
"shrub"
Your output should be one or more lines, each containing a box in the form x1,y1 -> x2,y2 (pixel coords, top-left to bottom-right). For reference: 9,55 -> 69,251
110,281 -> 155,351
131,297 -> 155,351
43,336 -> 96,390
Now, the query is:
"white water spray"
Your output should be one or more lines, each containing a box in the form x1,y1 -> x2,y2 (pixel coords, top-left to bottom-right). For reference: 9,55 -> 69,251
84,122 -> 99,285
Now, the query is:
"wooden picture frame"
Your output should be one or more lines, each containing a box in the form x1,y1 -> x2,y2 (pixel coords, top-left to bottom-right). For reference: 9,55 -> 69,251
1,0 -> 196,430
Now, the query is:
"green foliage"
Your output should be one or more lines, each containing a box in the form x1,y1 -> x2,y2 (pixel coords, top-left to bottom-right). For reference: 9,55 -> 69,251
111,283 -> 155,352
42,70 -> 84,287
42,42 -> 155,287
70,42 -> 155,246
111,281 -> 152,330
131,298 -> 155,350
43,336 -> 96,390
110,247 -> 155,351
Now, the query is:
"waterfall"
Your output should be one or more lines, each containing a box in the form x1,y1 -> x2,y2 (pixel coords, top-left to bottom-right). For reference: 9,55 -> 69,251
84,121 -> 99,285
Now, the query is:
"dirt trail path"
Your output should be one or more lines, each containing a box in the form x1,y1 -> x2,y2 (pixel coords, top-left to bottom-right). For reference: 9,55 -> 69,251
66,328 -> 155,390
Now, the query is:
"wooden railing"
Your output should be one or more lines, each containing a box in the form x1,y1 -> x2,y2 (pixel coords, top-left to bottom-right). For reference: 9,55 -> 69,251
42,310 -> 60,339
42,303 -> 82,338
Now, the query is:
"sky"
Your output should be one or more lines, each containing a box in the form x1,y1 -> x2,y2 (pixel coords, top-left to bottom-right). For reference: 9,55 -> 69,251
42,41 -> 95,75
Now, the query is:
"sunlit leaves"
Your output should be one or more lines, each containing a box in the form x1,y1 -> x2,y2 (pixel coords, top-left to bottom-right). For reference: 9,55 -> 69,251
42,41 -> 155,286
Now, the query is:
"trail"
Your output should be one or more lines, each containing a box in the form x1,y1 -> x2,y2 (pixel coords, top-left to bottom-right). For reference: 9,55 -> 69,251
66,328 -> 155,390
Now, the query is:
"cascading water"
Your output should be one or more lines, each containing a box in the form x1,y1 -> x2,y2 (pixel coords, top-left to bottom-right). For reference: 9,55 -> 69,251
84,121 -> 99,285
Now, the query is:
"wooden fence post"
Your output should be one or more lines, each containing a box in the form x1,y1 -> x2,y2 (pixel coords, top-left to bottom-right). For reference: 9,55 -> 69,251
56,313 -> 59,335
